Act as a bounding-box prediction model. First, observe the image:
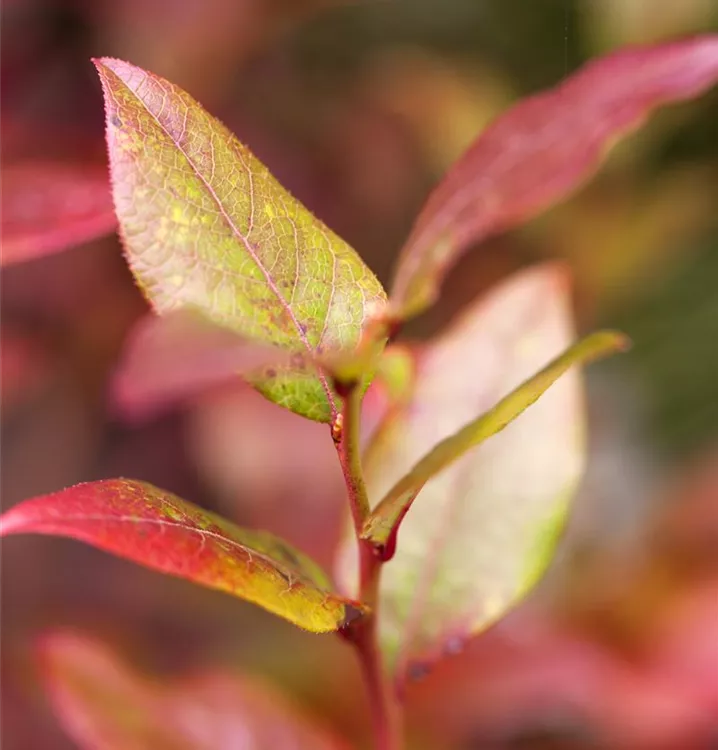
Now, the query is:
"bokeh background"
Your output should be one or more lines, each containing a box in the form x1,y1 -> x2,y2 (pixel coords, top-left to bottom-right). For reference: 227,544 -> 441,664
2,1 -> 718,748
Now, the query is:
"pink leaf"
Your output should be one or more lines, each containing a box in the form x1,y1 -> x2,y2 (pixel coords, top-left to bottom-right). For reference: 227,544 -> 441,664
390,35 -> 718,318
112,310 -> 292,421
40,632 -> 349,749
1,161 -> 116,266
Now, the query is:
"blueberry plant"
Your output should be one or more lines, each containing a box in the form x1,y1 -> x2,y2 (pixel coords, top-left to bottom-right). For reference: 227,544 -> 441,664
3,35 -> 718,750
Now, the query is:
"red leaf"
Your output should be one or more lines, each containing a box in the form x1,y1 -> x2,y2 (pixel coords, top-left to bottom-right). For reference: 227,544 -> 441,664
0,479 -> 362,633
40,632 -> 349,749
1,161 -> 117,266
112,310 -> 292,422
0,324 -> 53,412
390,35 -> 718,318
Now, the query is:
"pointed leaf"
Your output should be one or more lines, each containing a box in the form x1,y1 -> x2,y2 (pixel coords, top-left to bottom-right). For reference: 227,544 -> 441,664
0,479 -> 362,633
112,309 -> 293,421
363,330 -> 629,547
337,264 -> 597,679
94,58 -> 386,423
1,161 -> 116,266
390,35 -> 718,318
40,632 -> 349,750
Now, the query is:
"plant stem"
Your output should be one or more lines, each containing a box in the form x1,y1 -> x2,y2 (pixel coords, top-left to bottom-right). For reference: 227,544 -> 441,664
355,541 -> 401,750
334,383 -> 401,750
334,382 -> 370,534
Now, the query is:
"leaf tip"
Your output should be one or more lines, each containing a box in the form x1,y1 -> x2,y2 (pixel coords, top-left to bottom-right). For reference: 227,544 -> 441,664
0,507 -> 22,538
91,57 -> 137,92
90,57 -> 112,76
615,331 -> 633,353
598,329 -> 633,355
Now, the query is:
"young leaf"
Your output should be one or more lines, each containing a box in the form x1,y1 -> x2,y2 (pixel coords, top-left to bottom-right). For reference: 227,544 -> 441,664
363,330 -> 629,548
94,58 -> 386,423
1,161 -> 116,266
336,264 -> 598,679
0,479 -> 362,633
390,35 -> 718,319
112,309 -> 292,421
40,632 -> 349,749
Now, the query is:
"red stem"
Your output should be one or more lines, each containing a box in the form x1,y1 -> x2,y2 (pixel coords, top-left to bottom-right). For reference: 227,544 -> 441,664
334,383 -> 401,750
354,542 -> 401,750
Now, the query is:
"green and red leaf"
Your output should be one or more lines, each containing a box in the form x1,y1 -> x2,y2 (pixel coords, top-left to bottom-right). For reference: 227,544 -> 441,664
94,57 -> 386,423
40,632 -> 349,749
389,35 -> 718,319
1,160 -> 116,266
0,479 -> 362,633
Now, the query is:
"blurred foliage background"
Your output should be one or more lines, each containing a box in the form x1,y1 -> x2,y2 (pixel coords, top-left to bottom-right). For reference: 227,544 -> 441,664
2,1 -> 718,748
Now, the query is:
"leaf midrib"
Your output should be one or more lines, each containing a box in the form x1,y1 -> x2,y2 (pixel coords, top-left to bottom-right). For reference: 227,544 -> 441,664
31,512 -> 325,591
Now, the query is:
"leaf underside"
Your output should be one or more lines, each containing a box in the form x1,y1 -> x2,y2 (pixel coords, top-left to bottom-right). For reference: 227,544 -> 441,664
0,479 -> 361,633
94,57 -> 386,423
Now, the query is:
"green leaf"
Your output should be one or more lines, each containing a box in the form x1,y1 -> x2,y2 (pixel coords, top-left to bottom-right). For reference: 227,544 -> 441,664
363,330 -> 629,547
0,479 -> 363,633
94,58 -> 386,423
336,264 -> 620,680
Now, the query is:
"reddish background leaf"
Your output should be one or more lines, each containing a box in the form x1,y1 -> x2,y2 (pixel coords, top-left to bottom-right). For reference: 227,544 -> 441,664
0,479 -> 360,633
111,310 -> 291,422
1,161 -> 116,266
390,35 -> 718,317
40,632 -> 349,749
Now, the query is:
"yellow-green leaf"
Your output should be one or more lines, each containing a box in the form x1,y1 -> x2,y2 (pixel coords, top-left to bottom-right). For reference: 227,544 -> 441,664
94,58 -> 386,423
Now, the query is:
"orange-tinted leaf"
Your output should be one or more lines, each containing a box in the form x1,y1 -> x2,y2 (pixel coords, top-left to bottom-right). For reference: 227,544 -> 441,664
94,58 -> 386,423
363,330 -> 628,548
112,310 -> 292,421
0,479 -> 362,633
390,35 -> 718,318
40,632 -> 349,749
337,264 -> 591,679
1,161 -> 116,266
